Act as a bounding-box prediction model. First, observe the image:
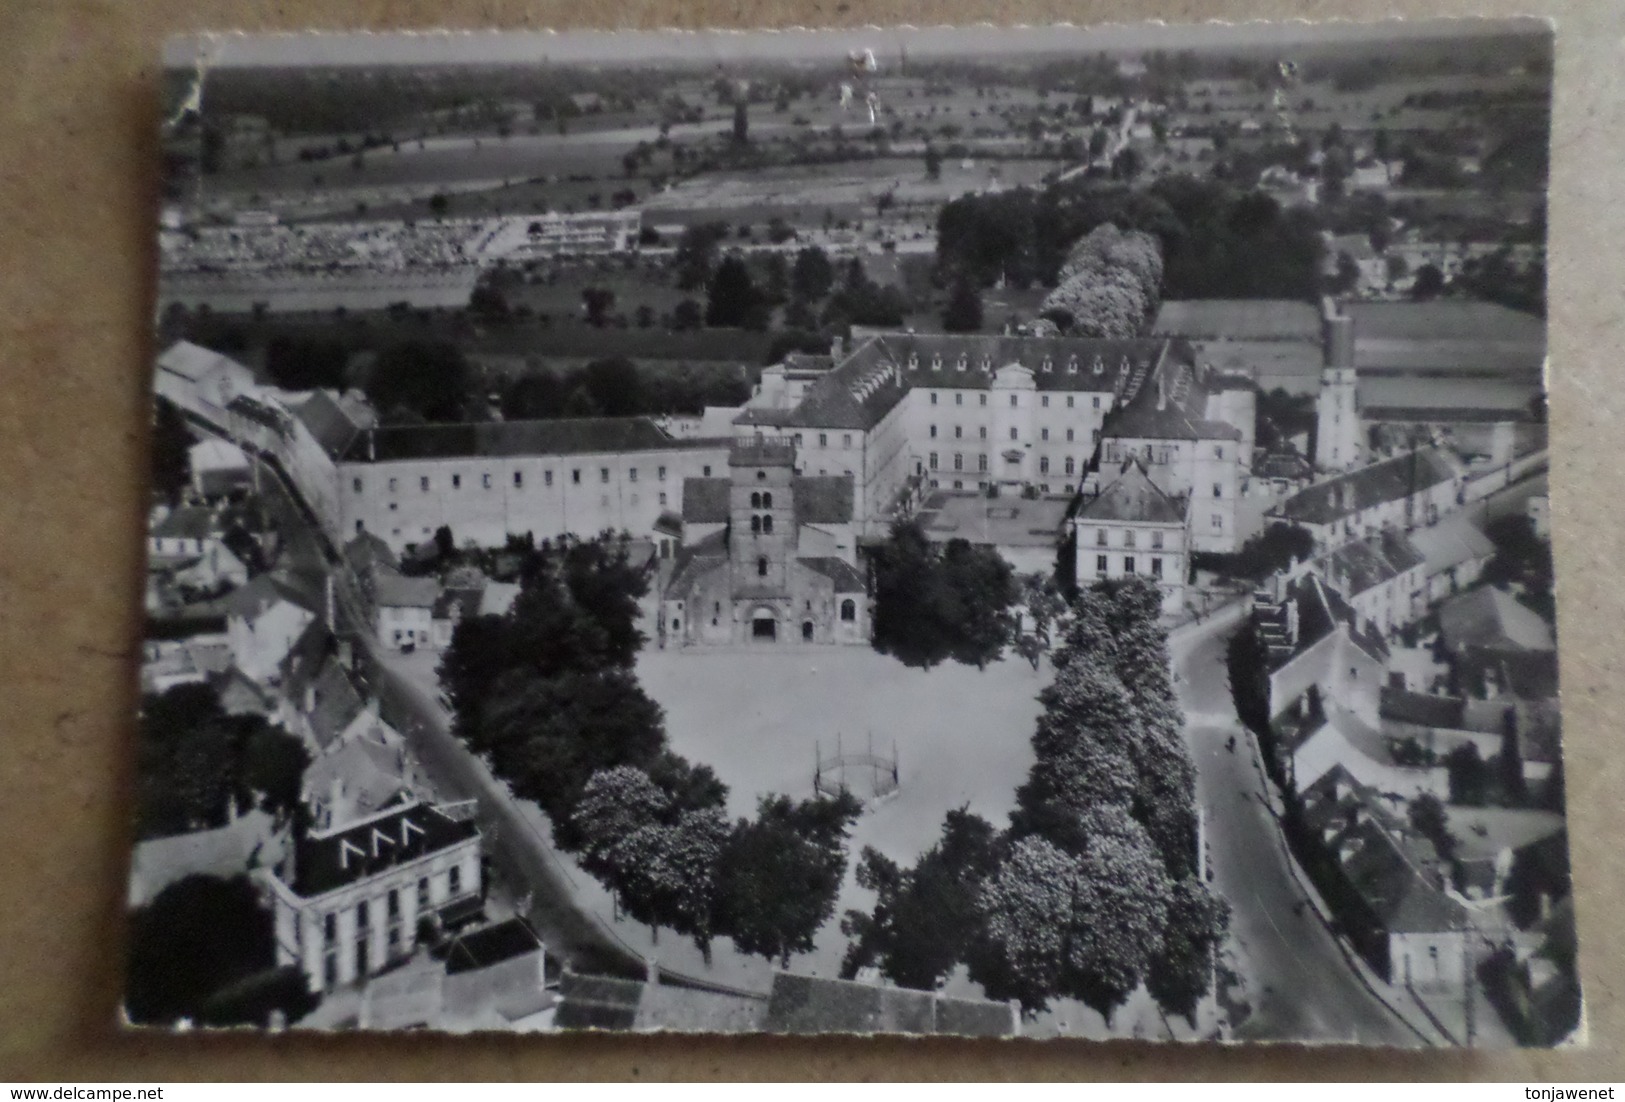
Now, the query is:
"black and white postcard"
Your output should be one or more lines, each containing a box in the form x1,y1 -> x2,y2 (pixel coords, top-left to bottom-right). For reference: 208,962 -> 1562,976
132,19 -> 1574,1045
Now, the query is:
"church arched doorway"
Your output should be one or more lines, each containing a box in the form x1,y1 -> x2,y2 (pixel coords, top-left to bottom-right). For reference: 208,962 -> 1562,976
751,610 -> 777,641
802,620 -> 815,642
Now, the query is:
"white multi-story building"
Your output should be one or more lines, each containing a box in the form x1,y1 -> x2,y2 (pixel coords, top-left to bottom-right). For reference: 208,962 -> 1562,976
1073,458 -> 1189,615
337,419 -> 731,556
260,800 -> 483,994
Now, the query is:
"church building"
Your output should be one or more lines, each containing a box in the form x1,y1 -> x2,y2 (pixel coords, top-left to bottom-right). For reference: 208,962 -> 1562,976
659,439 -> 868,646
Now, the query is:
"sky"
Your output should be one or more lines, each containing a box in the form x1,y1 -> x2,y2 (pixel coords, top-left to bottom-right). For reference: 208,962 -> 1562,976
163,18 -> 1550,71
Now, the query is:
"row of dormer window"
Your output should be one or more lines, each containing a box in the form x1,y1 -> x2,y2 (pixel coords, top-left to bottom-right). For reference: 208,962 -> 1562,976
905,351 -> 1130,375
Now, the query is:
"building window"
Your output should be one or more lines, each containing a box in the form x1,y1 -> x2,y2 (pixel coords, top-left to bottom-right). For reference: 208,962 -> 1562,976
762,492 -> 773,508
1211,514 -> 1223,530
1213,483 -> 1223,498
751,515 -> 762,534
957,356 -> 967,372
928,452 -> 939,470
1093,396 -> 1101,410
357,900 -> 370,930
324,913 -> 337,945
1009,394 -> 1018,408
1151,557 -> 1164,578
953,453 -> 964,472
1066,396 -> 1075,409
757,557 -> 768,577
977,454 -> 988,472
417,877 -> 429,910
1041,395 -> 1050,408
819,433 -> 828,447
703,466 -> 712,477
1096,554 -> 1108,576
629,468 -> 638,482
979,394 -> 987,407
840,599 -> 856,622
979,426 -> 988,440
545,470 -> 553,486
954,425 -> 963,439
1096,528 -> 1107,547
387,889 -> 399,919
1124,556 -> 1136,575
1214,445 -> 1225,460
930,424 -> 938,438
353,477 -> 363,493
931,355 -> 941,371
954,393 -> 963,407
387,477 -> 398,493
1041,428 -> 1050,441
658,465 -> 667,481
1065,457 -> 1076,475
1039,456 -> 1049,474
843,433 -> 852,448
659,492 -> 667,506
513,471 -> 523,488
930,392 -> 938,405
448,866 -> 461,896
418,477 -> 429,492
1041,357 -> 1052,373
1066,428 -> 1074,442
1152,530 -> 1164,550
1067,356 -> 1079,374
1125,530 -> 1136,549
571,469 -> 581,484
751,491 -> 761,508
600,468 -> 610,484
762,514 -> 774,533
1009,427 -> 1018,441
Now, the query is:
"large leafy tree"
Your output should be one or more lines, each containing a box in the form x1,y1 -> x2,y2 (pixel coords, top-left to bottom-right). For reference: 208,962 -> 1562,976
149,397 -> 194,504
966,835 -> 1078,1014
125,875 -> 285,1026
716,792 -> 862,967
705,255 -> 766,329
790,246 -> 835,300
840,808 -> 999,989
870,520 -> 1015,670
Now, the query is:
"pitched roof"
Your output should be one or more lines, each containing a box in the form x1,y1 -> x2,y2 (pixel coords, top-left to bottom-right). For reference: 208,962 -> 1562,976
1300,766 -> 1467,935
666,529 -> 729,595
1406,516 -> 1495,576
290,802 -> 478,897
442,918 -> 544,975
882,332 -> 1162,395
279,619 -> 337,700
1152,299 -> 1322,342
1314,533 -> 1424,599
680,477 -> 730,523
1273,449 -> 1460,526
478,582 -> 520,617
1380,687 -> 1466,730
151,505 -> 216,542
221,572 -> 320,621
157,341 -> 253,384
374,569 -> 440,609
552,972 -> 643,1031
306,661 -> 366,750
304,730 -> 417,822
1439,587 -> 1555,654
294,390 -> 365,459
1458,646 -> 1560,702
1103,347 -> 1243,443
344,531 -> 398,574
792,475 -> 855,525
798,557 -> 866,593
342,417 -> 720,463
762,973 -> 1015,1036
1077,459 -> 1186,525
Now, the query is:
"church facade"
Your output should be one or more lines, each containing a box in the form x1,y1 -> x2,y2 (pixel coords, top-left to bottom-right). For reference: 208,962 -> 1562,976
659,439 -> 868,647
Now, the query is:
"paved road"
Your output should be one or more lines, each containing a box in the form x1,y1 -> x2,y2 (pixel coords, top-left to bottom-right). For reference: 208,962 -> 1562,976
1174,618 -> 1423,1046
239,444 -> 647,980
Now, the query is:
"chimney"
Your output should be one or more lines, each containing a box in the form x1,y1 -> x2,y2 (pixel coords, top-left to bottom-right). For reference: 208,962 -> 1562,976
1286,598 -> 1300,645
367,428 -> 376,462
830,335 -> 846,361
645,958 -> 662,989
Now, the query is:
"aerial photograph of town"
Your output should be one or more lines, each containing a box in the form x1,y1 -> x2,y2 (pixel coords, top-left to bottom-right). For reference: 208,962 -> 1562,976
130,19 -> 1573,1045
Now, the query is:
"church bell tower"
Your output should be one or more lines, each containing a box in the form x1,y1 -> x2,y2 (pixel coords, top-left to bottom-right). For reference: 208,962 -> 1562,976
1315,297 -> 1360,472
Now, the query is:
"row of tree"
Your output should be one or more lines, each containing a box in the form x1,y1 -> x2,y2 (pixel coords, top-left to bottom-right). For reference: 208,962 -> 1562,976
437,533 -> 862,966
936,175 -> 1326,303
843,579 -> 1228,1024
1038,222 -> 1165,339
